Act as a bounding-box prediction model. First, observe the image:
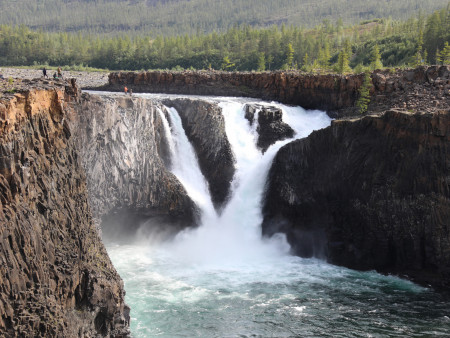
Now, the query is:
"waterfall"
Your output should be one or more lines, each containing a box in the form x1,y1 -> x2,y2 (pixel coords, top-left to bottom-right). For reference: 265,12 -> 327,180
157,107 -> 216,221
159,99 -> 331,265
106,95 -> 443,338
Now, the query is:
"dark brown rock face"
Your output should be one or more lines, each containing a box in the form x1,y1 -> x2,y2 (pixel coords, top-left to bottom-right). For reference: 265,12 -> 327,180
162,98 -> 235,210
67,93 -> 199,240
101,65 -> 449,117
0,86 -> 129,336
244,104 -> 294,152
262,110 -> 450,290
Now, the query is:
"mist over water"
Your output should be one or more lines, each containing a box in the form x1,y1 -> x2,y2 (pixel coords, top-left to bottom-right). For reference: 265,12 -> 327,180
105,96 -> 450,337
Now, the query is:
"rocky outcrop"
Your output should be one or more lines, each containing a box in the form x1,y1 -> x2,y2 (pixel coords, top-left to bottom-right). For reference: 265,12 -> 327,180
244,104 -> 294,152
162,98 -> 235,209
67,93 -> 199,240
101,65 -> 449,117
0,84 -> 129,336
262,109 -> 450,290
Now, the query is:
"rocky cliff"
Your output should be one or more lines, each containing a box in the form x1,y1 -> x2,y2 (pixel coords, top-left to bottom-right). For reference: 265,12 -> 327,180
0,82 -> 129,336
67,93 -> 200,240
102,65 -> 449,117
161,98 -> 235,210
262,109 -> 450,290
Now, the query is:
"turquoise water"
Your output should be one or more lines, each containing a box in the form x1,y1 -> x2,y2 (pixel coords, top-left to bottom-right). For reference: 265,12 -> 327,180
106,243 -> 450,337
104,97 -> 449,337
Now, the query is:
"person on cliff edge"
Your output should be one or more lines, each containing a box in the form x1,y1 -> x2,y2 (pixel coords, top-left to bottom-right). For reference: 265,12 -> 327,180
42,67 -> 48,78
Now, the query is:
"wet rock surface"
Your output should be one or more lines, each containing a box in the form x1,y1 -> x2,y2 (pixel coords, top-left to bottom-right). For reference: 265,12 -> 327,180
162,98 -> 235,210
263,109 -> 450,290
0,83 -> 129,336
67,93 -> 199,240
244,104 -> 294,152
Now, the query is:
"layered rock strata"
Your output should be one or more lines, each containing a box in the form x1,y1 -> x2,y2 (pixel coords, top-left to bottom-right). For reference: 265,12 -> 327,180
244,104 -> 294,152
263,109 -> 450,290
162,98 -> 235,210
67,93 -> 199,240
0,84 -> 129,336
103,65 -> 449,117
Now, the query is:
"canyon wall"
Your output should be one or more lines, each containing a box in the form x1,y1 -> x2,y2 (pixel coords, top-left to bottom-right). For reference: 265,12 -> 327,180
102,65 -> 449,117
67,93 -> 199,240
67,93 -> 237,236
0,84 -> 129,336
263,109 -> 450,290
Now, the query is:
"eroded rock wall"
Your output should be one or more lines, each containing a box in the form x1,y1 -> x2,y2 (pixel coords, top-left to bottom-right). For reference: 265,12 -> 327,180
263,109 -> 450,290
67,93 -> 199,240
0,86 -> 129,336
162,98 -> 235,209
102,65 -> 449,117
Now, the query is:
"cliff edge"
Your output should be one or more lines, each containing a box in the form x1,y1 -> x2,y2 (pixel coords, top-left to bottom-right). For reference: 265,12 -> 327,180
0,80 -> 129,336
263,109 -> 450,290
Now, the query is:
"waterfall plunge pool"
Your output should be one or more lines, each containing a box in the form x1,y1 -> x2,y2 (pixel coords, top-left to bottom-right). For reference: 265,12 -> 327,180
99,94 -> 450,337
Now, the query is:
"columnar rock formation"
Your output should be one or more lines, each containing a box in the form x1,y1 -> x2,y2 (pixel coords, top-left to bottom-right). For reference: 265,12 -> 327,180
263,109 -> 450,290
66,93 -> 200,240
103,65 -> 449,117
0,84 -> 129,336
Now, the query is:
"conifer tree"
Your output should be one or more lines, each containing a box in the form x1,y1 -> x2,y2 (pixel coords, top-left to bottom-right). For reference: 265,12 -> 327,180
336,50 -> 351,74
257,52 -> 266,71
370,44 -> 383,70
441,42 -> 450,64
221,56 -> 235,70
356,71 -> 372,114
285,43 -> 294,69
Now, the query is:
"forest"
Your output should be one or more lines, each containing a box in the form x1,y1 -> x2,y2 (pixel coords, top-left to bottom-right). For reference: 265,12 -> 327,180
0,5 -> 449,72
0,0 -> 448,36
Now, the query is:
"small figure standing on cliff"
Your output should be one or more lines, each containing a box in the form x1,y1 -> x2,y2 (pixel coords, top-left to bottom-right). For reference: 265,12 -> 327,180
124,86 -> 128,94
42,67 -> 48,78
129,88 -> 133,95
57,67 -> 62,78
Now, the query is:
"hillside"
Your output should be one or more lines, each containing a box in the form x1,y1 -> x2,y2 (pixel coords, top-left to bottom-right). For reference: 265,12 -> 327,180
0,0 -> 448,36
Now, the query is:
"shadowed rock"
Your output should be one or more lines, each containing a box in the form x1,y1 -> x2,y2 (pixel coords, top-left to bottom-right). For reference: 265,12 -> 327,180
263,109 -> 450,290
162,98 -> 235,210
244,104 -> 294,152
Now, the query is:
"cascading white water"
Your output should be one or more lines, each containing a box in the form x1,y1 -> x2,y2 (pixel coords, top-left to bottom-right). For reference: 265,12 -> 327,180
106,95 -> 447,338
158,107 -> 216,221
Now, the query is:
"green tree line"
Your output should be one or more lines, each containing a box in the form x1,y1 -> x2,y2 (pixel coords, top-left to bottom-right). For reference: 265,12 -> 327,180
0,6 -> 449,72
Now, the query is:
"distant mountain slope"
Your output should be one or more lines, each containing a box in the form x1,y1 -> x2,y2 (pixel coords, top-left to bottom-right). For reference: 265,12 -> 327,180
0,0 -> 448,35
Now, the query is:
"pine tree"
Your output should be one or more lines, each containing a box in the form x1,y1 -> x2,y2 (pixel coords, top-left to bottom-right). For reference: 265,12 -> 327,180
370,44 -> 383,70
257,52 -> 266,71
356,71 -> 372,114
436,48 -> 442,64
336,50 -> 351,74
285,43 -> 294,69
221,56 -> 235,70
441,42 -> 450,64
302,52 -> 309,71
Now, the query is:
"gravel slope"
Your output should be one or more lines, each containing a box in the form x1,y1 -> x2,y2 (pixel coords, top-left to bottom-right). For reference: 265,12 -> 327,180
0,67 -> 108,88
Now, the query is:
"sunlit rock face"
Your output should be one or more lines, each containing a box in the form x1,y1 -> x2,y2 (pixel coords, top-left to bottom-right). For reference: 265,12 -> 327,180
263,109 -> 450,290
0,84 -> 129,337
67,93 -> 200,240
